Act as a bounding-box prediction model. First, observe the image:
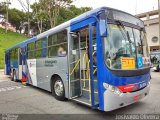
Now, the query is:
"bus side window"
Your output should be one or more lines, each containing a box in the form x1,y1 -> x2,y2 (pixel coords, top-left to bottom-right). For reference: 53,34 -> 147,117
42,38 -> 47,57
35,40 -> 42,58
35,37 -> 47,58
48,30 -> 67,57
27,42 -> 35,59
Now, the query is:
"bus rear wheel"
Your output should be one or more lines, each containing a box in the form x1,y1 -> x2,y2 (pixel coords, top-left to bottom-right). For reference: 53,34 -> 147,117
52,77 -> 65,101
12,70 -> 17,81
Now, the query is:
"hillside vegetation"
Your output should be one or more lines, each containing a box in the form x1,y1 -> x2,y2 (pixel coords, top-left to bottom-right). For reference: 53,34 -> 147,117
0,28 -> 27,69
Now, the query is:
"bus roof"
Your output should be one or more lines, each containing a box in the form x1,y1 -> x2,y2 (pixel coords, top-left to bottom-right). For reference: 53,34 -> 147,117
5,6 -> 143,52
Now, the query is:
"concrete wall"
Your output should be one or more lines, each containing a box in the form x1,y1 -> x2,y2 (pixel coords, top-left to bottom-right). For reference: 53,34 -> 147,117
145,20 -> 159,46
136,10 -> 160,52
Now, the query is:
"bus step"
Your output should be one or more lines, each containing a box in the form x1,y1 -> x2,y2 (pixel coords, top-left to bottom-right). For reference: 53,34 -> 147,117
82,90 -> 99,101
82,88 -> 98,94
73,97 -> 91,106
73,97 -> 99,108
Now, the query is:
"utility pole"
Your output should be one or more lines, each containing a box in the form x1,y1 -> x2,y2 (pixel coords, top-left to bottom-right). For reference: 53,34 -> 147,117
27,0 -> 30,37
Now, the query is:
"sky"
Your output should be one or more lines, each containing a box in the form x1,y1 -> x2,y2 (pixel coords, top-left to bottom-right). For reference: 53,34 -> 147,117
73,0 -> 158,15
0,0 -> 159,15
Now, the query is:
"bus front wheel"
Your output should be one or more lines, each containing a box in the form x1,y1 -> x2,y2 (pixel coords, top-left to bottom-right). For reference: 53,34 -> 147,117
52,77 -> 65,101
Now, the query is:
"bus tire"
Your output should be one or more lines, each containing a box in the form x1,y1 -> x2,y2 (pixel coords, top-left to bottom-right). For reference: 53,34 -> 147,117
12,70 -> 17,82
52,77 -> 65,101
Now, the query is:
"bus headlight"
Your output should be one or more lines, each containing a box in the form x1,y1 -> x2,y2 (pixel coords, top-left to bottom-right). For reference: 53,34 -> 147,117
103,83 -> 123,96
110,86 -> 115,92
103,82 -> 109,89
114,88 -> 121,94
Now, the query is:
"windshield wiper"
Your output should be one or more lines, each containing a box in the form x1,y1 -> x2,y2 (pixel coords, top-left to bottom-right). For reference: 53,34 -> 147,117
115,20 -> 134,55
115,20 -> 133,44
126,31 -> 132,43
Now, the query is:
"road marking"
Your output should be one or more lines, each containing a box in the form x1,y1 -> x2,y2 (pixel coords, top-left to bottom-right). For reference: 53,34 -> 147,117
0,80 -> 9,82
0,85 -> 27,93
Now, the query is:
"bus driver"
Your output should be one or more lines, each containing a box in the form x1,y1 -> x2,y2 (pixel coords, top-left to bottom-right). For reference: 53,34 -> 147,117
57,46 -> 66,57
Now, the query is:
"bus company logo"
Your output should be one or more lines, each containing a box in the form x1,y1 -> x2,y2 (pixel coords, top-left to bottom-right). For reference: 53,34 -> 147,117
45,60 -> 57,67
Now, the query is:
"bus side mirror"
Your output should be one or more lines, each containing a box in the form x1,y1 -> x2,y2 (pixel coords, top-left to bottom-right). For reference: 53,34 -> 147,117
99,19 -> 107,37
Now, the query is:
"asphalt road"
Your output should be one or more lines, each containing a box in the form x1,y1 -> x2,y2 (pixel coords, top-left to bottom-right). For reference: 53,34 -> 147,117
0,70 -> 160,118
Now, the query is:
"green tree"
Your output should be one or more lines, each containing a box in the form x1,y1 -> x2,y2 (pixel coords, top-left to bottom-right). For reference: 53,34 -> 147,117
0,2 -> 6,15
8,8 -> 27,32
57,5 -> 92,25
29,1 -> 91,35
39,0 -> 73,28
31,2 -> 48,33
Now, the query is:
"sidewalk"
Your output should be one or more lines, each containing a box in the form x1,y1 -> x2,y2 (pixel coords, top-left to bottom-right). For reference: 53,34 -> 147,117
0,69 -> 10,80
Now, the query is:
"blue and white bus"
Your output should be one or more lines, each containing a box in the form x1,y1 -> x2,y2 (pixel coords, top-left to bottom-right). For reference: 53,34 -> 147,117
4,7 -> 151,111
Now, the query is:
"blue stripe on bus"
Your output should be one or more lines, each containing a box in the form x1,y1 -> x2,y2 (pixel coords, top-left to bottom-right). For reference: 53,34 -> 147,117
70,17 -> 97,31
103,68 -> 150,86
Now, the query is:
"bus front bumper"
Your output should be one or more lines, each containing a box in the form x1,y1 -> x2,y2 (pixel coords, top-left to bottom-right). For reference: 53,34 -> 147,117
103,84 -> 150,111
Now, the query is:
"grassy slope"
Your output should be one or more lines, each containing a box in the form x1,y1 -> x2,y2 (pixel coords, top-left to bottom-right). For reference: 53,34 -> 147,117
0,28 -> 27,69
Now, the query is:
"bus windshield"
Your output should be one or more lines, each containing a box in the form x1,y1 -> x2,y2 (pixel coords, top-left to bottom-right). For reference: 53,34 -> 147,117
104,23 -> 149,70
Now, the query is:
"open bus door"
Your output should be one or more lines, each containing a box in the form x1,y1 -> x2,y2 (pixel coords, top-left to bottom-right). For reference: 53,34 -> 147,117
69,31 -> 81,98
69,23 -> 98,108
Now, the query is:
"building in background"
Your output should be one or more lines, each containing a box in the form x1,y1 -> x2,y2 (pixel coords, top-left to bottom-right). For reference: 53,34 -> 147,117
0,14 -> 16,32
136,10 -> 160,52
0,21 -> 16,32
